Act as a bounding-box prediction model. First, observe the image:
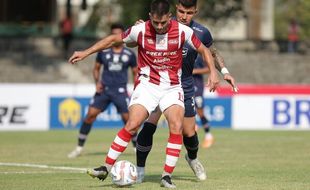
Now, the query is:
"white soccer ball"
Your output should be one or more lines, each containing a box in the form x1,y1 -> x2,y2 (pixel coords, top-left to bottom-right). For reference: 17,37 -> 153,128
110,160 -> 137,186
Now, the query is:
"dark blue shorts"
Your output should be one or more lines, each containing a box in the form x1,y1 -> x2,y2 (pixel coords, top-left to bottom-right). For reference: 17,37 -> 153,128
184,97 -> 196,117
194,81 -> 204,109
89,86 -> 129,113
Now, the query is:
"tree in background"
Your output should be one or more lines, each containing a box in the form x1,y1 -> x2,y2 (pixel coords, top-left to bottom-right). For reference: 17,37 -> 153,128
116,0 -> 150,28
117,0 -> 244,28
197,0 -> 244,22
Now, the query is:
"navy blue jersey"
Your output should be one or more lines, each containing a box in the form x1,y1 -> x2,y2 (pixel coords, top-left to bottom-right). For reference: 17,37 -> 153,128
181,20 -> 213,99
96,47 -> 137,87
193,55 -> 204,84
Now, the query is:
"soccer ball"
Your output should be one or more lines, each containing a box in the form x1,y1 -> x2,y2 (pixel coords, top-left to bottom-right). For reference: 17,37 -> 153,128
110,160 -> 137,186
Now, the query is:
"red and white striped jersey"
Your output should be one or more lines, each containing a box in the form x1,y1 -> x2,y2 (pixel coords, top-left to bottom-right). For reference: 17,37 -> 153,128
122,20 -> 201,87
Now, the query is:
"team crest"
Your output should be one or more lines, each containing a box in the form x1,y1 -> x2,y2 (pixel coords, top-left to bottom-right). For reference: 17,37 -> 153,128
182,48 -> 188,57
121,54 -> 129,62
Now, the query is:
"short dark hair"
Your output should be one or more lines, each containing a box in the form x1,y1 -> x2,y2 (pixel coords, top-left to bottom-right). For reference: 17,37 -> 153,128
178,0 -> 197,8
110,23 -> 125,31
150,0 -> 170,17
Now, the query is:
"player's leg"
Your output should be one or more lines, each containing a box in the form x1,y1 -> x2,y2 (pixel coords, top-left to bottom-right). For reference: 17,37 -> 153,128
182,97 -> 207,180
183,118 -> 207,180
87,82 -> 159,181
159,87 -> 185,188
161,104 -> 184,188
136,107 -> 162,183
87,104 -> 148,181
68,93 -> 109,158
112,90 -> 138,151
195,95 -> 214,148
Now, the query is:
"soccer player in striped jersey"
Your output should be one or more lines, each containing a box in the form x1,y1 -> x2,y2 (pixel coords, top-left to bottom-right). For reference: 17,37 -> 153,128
135,0 -> 237,184
68,0 -> 220,188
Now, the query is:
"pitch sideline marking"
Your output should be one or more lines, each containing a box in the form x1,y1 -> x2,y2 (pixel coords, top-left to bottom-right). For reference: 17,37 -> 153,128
0,162 -> 87,173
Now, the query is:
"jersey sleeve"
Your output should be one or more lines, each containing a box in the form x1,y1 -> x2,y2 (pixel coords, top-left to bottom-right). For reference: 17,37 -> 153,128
122,24 -> 142,44
182,24 -> 202,50
201,27 -> 213,48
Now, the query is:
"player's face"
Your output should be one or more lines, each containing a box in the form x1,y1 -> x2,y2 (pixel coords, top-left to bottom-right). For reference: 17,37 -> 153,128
111,28 -> 124,47
149,13 -> 171,34
111,28 -> 123,35
176,4 -> 197,26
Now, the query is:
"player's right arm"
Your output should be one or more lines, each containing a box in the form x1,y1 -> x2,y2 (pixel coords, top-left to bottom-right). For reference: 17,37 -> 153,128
195,44 -> 219,92
93,62 -> 101,84
69,34 -> 123,64
93,61 -> 103,93
209,44 -> 238,92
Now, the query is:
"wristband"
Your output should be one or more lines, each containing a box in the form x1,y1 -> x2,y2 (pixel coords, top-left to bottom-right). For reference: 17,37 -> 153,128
221,67 -> 230,75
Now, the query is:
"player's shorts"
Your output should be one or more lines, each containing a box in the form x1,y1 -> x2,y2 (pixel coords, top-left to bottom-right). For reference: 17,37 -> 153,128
194,81 -> 204,109
129,80 -> 184,115
89,86 -> 129,113
184,96 -> 196,117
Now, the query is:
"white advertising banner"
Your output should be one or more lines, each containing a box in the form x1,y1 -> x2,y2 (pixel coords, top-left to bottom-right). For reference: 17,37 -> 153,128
0,84 -> 94,131
233,95 -> 310,130
0,84 -> 309,130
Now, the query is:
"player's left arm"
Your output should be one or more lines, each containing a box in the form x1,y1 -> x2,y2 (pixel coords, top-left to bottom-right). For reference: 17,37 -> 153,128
209,44 -> 238,92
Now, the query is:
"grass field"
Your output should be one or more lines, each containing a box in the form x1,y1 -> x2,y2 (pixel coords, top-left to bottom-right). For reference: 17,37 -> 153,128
0,128 -> 309,190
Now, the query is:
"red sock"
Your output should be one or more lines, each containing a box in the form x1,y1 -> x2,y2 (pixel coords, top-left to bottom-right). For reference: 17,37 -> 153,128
105,128 -> 132,166
164,133 -> 183,174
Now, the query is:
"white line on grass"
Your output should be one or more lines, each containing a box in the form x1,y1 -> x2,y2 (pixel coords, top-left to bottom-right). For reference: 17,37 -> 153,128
0,162 -> 87,173
0,171 -> 84,174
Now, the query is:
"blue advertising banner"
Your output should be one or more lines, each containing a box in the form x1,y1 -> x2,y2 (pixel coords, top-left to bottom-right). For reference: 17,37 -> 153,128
201,97 -> 232,128
50,97 -> 123,129
50,96 -> 232,129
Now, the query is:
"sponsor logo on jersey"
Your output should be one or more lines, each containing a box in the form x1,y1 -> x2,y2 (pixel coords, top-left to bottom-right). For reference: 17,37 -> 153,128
147,39 -> 154,44
193,26 -> 203,33
168,39 -> 178,44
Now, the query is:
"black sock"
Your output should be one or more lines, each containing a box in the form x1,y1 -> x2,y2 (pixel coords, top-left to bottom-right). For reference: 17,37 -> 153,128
131,132 -> 137,148
201,116 -> 210,133
136,122 -> 157,167
183,132 -> 199,160
78,122 -> 92,147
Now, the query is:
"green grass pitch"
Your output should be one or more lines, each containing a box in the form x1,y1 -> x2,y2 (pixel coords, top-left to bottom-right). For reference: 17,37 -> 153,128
0,128 -> 309,190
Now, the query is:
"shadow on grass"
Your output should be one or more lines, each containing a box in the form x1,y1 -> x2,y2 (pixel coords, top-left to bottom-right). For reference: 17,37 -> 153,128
83,151 -> 135,157
143,174 -> 197,184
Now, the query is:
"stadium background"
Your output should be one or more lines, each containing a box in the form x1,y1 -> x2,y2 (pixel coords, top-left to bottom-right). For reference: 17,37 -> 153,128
0,0 -> 309,130
0,1 -> 309,189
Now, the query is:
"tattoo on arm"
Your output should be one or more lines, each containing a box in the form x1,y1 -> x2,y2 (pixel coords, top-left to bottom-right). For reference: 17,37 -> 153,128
209,45 -> 225,72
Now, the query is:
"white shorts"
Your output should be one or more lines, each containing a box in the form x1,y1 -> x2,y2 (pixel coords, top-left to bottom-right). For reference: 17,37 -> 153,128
129,80 -> 184,114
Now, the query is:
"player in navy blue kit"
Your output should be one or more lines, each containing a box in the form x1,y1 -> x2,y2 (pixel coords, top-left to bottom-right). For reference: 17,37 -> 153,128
193,55 -> 215,148
135,0 -> 237,183
68,23 -> 138,158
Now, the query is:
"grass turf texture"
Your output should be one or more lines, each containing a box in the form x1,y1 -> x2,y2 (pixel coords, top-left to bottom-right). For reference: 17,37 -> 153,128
0,128 -> 309,190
